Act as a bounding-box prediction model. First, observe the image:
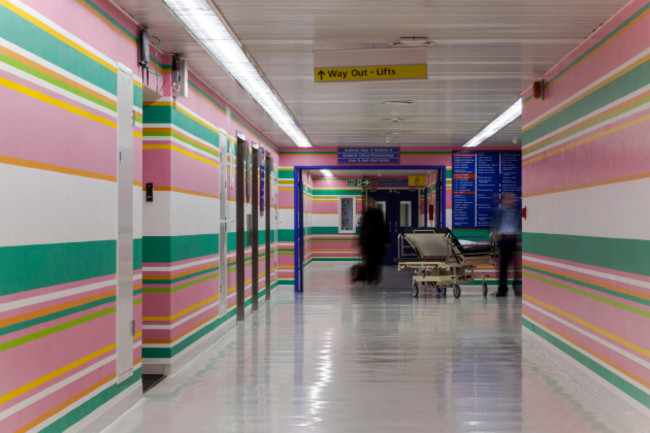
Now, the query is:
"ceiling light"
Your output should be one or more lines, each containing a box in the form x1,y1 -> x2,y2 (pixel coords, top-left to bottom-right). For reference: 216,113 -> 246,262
463,98 -> 522,148
162,0 -> 312,148
390,37 -> 434,47
320,169 -> 333,177
381,100 -> 416,106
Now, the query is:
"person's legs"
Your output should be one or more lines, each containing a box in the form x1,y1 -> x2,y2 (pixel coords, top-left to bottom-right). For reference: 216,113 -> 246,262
513,238 -> 522,296
497,237 -> 515,295
365,253 -> 379,284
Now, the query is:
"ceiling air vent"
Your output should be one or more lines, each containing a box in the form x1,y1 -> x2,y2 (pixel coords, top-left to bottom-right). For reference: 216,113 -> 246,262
390,37 -> 434,47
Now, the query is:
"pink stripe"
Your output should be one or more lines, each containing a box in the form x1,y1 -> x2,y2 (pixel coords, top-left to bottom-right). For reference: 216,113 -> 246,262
524,274 -> 649,349
0,77 -> 116,179
524,304 -> 650,386
523,114 -> 650,195
0,314 -> 115,396
522,0 -> 649,123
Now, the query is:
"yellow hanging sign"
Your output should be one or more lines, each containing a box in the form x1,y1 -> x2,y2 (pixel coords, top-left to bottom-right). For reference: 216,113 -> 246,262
408,175 -> 427,186
314,64 -> 427,82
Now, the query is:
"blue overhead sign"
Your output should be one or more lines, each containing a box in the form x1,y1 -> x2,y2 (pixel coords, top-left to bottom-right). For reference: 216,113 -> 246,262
338,147 -> 400,164
452,151 -> 521,228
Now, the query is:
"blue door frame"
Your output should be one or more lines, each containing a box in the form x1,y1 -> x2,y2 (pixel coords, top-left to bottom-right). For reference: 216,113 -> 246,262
293,165 -> 446,293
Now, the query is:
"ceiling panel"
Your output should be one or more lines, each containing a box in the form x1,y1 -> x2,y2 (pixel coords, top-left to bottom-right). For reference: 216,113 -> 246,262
112,0 -> 628,149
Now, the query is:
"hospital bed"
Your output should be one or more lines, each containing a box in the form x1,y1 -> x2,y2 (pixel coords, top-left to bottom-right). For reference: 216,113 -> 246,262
397,228 -> 495,298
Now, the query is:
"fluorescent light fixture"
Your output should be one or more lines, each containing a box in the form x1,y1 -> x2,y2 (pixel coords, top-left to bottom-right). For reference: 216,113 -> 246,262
162,0 -> 312,148
320,169 -> 333,178
463,98 -> 522,147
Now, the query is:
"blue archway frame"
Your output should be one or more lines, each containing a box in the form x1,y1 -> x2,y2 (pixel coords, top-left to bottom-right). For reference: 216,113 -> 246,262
293,165 -> 447,293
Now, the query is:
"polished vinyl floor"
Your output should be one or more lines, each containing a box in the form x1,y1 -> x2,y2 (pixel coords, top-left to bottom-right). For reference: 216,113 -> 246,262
104,264 -> 648,433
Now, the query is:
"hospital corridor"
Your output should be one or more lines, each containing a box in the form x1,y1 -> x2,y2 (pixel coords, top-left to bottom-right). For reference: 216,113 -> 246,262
1,0 -> 649,432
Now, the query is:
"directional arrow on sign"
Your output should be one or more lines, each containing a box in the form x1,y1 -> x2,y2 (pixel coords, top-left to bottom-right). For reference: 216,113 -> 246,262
317,70 -> 325,81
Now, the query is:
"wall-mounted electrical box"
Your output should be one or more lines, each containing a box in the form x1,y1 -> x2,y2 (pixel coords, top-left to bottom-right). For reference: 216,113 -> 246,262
172,56 -> 188,98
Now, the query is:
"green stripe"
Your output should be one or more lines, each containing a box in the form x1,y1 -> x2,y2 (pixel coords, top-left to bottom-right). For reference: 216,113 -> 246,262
133,238 -> 142,270
40,368 -> 142,433
143,265 -> 219,285
523,232 -> 650,276
0,240 -> 115,295
544,3 -> 650,89
523,265 -> 650,307
311,189 -> 363,196
523,271 -> 650,318
523,318 -> 650,407
143,272 -> 218,294
0,307 -> 115,352
0,52 -> 116,110
0,5 -> 117,94
80,0 -> 137,42
278,169 -> 294,179
143,129 -> 219,158
523,59 -> 650,145
143,105 -> 220,149
0,296 -> 116,336
142,234 -> 218,263
133,84 -> 142,109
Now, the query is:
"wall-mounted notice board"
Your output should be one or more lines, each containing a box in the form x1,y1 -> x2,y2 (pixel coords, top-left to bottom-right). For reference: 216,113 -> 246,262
452,151 -> 521,228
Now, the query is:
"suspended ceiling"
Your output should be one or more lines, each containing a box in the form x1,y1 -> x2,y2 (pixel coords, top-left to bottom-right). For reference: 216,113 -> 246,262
111,0 -> 628,148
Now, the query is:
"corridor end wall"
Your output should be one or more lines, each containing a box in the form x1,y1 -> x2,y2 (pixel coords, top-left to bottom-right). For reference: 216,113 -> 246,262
521,0 -> 650,408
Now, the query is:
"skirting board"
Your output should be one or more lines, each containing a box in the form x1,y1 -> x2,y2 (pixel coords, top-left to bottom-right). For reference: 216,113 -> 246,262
65,382 -> 141,433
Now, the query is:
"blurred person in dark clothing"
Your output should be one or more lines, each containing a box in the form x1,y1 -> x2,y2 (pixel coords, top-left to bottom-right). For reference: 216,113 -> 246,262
492,192 -> 522,297
359,197 -> 390,285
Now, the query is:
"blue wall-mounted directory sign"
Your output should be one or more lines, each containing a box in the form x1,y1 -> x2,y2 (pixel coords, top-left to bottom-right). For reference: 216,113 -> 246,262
452,151 -> 521,228
338,147 -> 400,164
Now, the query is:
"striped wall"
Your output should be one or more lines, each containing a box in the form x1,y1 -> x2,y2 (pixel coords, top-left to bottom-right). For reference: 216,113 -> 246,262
142,67 -> 280,372
0,0 -> 144,431
521,0 -> 650,408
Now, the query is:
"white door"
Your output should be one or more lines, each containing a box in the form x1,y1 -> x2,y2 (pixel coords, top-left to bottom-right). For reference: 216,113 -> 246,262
219,134 -> 229,316
116,64 -> 134,382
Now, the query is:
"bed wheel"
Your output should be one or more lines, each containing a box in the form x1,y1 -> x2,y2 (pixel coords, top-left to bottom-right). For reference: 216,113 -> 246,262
453,283 -> 461,299
482,280 -> 488,297
412,281 -> 419,298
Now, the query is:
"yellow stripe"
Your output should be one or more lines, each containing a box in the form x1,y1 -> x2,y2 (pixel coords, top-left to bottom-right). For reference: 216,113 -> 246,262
143,144 -> 219,167
0,343 -> 115,405
0,76 -> 116,128
524,294 -> 650,358
523,53 -> 650,133
0,155 -> 116,182
0,0 -> 116,72
144,294 -> 219,322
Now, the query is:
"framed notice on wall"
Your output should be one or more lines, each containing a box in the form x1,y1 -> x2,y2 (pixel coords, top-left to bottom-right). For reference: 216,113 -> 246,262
452,151 -> 521,228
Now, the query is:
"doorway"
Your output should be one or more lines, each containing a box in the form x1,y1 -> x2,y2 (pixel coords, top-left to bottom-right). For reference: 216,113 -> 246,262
369,189 -> 419,266
292,166 -> 446,292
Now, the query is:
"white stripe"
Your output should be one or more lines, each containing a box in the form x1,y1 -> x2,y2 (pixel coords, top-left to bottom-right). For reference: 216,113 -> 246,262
523,47 -> 650,130
523,83 -> 650,159
143,255 -> 219,272
0,355 -> 116,421
0,279 -> 116,313
522,177 -> 650,241
0,166 -> 118,247
143,123 -> 219,155
5,0 -> 117,69
142,299 -> 220,330
524,306 -> 650,391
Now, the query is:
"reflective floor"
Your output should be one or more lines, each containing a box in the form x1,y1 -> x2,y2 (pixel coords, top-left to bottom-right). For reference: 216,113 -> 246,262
104,264 -> 647,433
